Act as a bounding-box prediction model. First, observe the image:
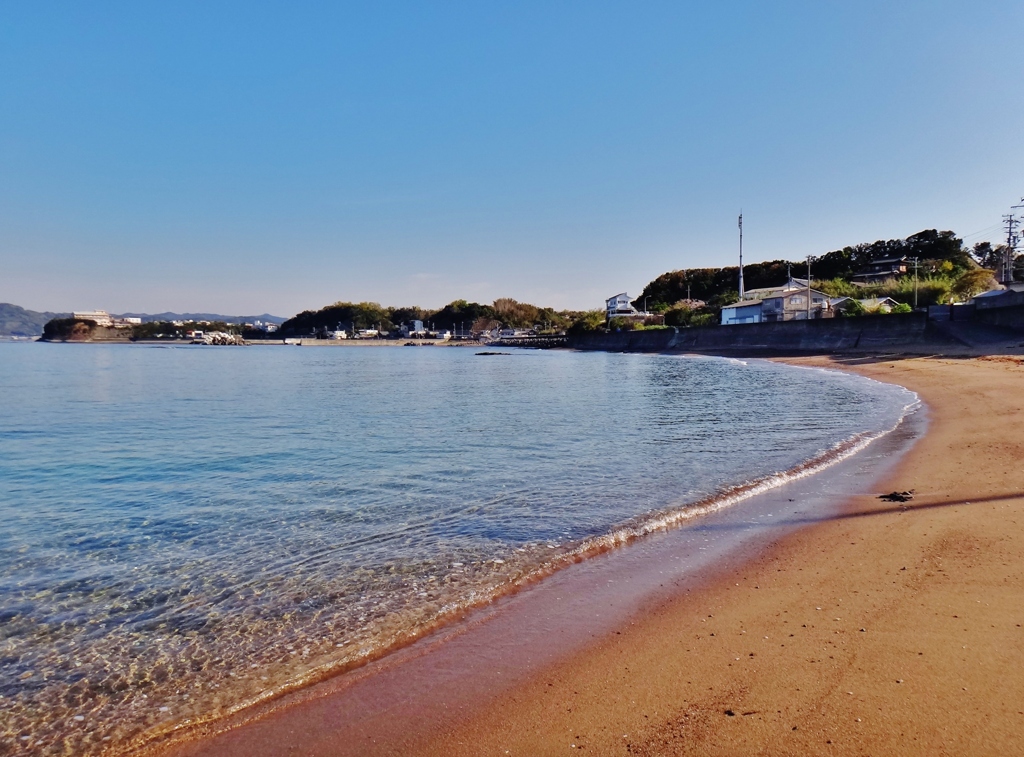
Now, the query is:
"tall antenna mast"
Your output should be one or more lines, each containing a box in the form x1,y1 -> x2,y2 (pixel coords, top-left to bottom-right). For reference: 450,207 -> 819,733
738,212 -> 745,300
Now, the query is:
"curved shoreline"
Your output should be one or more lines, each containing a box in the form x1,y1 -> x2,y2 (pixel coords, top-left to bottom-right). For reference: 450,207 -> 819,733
143,358 -> 926,757
398,354 -> 1024,756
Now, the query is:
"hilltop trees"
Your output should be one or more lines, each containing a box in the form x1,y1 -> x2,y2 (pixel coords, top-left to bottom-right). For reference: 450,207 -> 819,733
277,298 -> 570,337
279,302 -> 395,336
428,300 -> 495,332
636,262 -> 795,311
811,229 -> 973,280
491,298 -> 568,331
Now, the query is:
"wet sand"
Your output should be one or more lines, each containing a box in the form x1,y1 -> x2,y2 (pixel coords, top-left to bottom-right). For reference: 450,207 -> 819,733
151,354 -> 1024,756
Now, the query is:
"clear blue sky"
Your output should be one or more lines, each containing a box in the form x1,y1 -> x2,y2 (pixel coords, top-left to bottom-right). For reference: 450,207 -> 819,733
2,1 -> 1022,316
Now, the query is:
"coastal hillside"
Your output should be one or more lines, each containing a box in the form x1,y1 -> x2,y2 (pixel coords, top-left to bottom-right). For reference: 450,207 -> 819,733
0,303 -> 70,337
635,229 -> 1001,320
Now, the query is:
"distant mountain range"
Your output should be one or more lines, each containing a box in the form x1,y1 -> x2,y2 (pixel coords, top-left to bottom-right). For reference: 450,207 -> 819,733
0,303 -> 71,337
0,303 -> 287,336
119,312 -> 287,325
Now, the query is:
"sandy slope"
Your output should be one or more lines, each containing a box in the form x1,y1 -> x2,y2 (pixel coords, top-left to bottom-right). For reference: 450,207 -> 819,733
408,355 -> 1024,756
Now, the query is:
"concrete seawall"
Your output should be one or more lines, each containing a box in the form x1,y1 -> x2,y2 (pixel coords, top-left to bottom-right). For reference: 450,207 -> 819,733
568,313 -> 975,355
974,299 -> 1024,330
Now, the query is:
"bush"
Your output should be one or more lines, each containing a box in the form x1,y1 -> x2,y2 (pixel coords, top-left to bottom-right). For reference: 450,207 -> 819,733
837,299 -> 865,317
865,276 -> 952,307
892,302 -> 912,314
952,269 -> 998,300
608,317 -> 643,331
567,310 -> 607,334
813,278 -> 859,298
690,313 -> 717,327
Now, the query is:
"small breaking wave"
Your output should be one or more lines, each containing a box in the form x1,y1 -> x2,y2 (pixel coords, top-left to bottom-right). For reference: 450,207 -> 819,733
136,392 -> 922,755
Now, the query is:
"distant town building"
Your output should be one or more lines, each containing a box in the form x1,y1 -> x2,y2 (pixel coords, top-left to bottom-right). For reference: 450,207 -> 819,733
498,328 -> 534,338
851,256 -> 910,284
400,320 -> 426,337
73,310 -> 113,326
72,310 -> 141,328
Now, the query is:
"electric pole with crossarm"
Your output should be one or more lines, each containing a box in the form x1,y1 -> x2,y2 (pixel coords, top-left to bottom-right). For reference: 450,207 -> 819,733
1002,212 -> 1019,284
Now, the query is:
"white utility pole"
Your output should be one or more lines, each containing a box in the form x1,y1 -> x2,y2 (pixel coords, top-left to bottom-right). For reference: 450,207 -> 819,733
738,213 -> 745,300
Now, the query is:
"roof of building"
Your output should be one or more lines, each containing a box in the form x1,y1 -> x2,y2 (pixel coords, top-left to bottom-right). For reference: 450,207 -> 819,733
831,296 -> 901,309
972,288 -> 1007,299
741,277 -> 817,297
722,299 -> 764,310
866,256 -> 909,264
760,286 -> 828,300
860,297 -> 900,307
743,282 -> 803,297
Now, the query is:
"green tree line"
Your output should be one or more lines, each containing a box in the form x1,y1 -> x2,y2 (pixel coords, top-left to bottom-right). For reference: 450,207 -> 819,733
278,299 -> 573,337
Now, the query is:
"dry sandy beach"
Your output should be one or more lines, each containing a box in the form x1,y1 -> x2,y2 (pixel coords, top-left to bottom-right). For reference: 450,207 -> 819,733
152,354 -> 1024,757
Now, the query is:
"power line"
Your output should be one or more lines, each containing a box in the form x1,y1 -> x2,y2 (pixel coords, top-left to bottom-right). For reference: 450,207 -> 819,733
961,222 -> 1005,242
1001,209 -> 1020,284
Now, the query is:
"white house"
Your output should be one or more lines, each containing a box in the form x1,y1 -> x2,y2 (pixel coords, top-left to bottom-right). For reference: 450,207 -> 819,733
606,293 -> 638,319
401,320 -> 426,337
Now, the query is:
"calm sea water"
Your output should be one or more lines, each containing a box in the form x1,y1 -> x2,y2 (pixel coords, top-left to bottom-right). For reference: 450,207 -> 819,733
0,343 -> 915,755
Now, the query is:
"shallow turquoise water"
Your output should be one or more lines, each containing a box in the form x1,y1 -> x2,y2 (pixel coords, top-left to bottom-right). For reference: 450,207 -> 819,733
0,344 -> 915,755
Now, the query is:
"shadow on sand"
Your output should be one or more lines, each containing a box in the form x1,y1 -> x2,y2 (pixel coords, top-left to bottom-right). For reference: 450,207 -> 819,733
691,491 -> 1024,534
